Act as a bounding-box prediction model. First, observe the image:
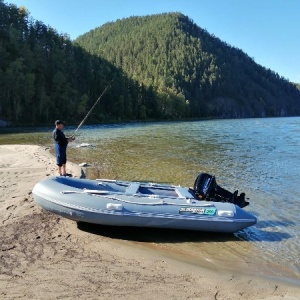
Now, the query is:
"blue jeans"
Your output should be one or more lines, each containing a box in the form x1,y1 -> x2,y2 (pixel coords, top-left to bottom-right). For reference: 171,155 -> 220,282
54,143 -> 67,166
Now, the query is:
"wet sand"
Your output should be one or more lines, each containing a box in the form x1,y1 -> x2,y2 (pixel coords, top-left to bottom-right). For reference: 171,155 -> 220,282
1,144 -> 300,299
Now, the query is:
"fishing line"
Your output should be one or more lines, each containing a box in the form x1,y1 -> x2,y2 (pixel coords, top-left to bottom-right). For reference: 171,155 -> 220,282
72,76 -> 115,137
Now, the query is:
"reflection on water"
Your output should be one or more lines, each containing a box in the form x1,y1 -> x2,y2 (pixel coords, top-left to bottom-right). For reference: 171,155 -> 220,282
1,117 -> 300,282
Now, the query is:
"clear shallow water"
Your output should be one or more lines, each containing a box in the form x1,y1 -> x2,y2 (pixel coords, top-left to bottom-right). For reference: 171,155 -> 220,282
69,117 -> 300,282
1,117 -> 300,282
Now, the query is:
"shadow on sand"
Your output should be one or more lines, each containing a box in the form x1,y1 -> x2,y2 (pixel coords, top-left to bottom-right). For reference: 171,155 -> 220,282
77,222 -> 239,243
77,220 -> 293,244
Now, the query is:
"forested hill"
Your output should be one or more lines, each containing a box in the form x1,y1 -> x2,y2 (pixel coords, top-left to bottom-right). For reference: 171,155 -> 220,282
1,4 -> 300,127
75,13 -> 300,118
0,1 -> 163,126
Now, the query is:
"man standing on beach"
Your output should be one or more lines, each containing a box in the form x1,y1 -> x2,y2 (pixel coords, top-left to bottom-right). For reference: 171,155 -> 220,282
52,120 -> 75,176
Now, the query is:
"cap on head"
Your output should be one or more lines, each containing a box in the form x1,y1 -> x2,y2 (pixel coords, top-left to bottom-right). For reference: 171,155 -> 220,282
55,120 -> 64,125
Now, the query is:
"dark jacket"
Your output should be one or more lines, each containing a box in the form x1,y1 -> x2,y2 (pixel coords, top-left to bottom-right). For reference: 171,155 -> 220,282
52,128 -> 68,147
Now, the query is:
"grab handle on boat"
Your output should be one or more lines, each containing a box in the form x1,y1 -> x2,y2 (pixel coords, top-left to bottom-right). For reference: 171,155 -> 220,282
61,190 -> 110,195
106,203 -> 123,211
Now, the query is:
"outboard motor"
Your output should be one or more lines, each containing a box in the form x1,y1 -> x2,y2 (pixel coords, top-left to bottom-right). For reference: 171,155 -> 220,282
193,173 -> 216,199
193,173 -> 249,208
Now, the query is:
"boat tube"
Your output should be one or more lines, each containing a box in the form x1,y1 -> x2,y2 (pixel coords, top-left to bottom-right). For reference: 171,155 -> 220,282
32,173 -> 257,233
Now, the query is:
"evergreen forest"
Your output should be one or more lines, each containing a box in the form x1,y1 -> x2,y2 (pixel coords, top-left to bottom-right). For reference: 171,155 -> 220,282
1,1 -> 300,126
75,13 -> 300,119
0,1 -> 156,126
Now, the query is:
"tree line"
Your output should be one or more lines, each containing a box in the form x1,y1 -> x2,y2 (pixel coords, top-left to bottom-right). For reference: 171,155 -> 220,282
0,1 -> 181,126
1,2 -> 300,126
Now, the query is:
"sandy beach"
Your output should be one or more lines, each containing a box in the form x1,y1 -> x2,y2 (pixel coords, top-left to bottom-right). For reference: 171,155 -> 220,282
0,144 -> 299,299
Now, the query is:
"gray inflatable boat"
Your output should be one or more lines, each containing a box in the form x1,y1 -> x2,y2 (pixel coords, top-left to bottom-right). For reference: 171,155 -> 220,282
32,174 -> 257,233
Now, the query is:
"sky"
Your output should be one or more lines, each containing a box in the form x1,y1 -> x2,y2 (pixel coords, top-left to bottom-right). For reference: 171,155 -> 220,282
7,0 -> 300,83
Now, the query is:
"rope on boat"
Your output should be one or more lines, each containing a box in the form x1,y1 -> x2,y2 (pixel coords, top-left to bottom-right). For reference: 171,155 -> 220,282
61,190 -> 214,207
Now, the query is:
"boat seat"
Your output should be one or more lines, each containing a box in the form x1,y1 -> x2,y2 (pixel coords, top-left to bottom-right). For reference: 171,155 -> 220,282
175,187 -> 194,199
125,182 -> 140,195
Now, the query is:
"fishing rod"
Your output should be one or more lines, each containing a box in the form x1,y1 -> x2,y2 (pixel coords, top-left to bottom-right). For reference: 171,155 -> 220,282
72,77 -> 115,137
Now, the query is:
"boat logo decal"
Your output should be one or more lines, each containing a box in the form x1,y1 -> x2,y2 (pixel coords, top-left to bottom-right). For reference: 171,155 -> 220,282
179,207 -> 216,215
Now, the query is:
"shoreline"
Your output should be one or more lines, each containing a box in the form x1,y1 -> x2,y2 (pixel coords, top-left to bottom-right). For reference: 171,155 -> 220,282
1,144 -> 299,299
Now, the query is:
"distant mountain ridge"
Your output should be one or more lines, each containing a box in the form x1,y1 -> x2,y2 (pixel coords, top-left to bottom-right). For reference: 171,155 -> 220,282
75,12 -> 300,118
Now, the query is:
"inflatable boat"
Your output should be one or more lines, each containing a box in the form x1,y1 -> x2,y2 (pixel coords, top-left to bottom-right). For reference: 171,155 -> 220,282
32,173 -> 257,233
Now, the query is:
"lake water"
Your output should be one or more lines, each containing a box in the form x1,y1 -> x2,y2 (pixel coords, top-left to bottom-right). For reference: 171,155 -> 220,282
1,117 -> 300,283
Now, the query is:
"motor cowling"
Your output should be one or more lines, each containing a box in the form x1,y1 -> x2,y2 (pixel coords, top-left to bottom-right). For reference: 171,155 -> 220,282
193,173 -> 216,199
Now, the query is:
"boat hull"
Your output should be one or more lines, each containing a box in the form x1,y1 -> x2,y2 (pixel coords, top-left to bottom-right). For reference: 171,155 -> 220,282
32,176 -> 257,233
